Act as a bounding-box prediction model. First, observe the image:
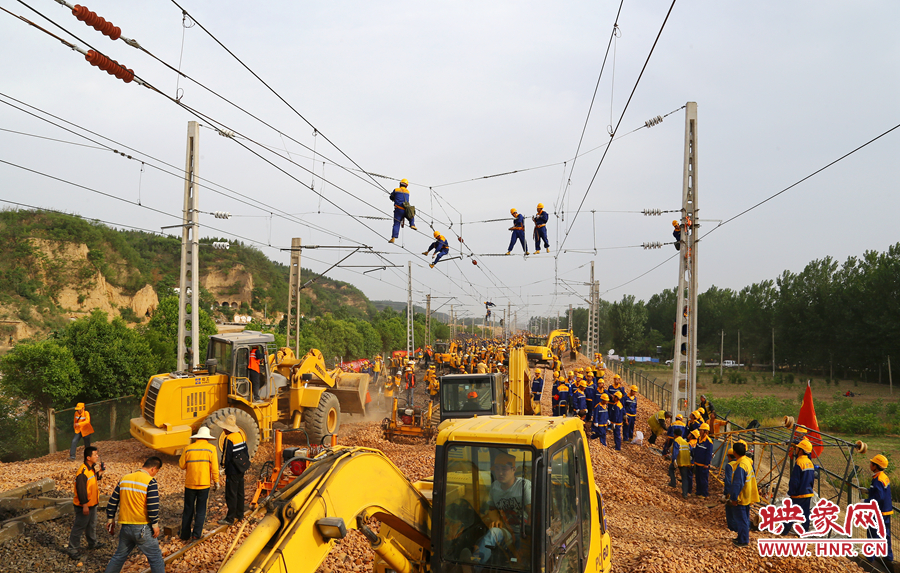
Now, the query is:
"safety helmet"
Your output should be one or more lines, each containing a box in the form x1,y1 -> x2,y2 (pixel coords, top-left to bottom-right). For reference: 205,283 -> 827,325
614,374 -> 621,379
796,439 -> 812,454
600,393 -> 609,401
727,448 -> 735,457
672,220 -> 679,227
537,203 -> 544,210
567,370 -> 574,377
630,385 -> 638,392
675,414 -> 684,420
467,391 -> 478,399
871,454 -> 889,469
699,423 -> 710,431
698,407 -> 705,414
510,208 -> 518,215
614,391 -> 623,399
690,429 -> 700,439
400,178 -> 409,186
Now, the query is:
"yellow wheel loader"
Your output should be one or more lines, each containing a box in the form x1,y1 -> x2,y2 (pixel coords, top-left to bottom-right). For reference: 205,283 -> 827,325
129,331 -> 369,457
219,415 -> 612,573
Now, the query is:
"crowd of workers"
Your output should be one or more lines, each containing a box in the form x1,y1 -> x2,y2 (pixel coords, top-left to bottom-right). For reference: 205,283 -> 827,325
65,407 -> 250,572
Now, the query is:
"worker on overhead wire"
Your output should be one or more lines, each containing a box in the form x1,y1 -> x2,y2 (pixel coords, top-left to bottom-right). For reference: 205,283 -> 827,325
532,203 -> 550,254
484,301 -> 495,321
505,208 -> 528,255
388,178 -> 417,243
423,231 -> 450,268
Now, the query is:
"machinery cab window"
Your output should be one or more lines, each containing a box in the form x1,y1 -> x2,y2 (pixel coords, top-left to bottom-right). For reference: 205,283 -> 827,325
441,445 -> 533,571
439,374 -> 504,422
207,340 -> 233,377
526,336 -> 546,347
547,438 -> 593,573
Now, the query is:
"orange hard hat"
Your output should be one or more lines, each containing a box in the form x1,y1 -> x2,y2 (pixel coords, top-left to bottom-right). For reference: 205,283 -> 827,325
467,391 -> 478,399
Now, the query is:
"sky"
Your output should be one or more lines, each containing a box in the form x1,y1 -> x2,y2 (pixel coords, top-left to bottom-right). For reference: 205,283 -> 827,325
1,0 -> 898,328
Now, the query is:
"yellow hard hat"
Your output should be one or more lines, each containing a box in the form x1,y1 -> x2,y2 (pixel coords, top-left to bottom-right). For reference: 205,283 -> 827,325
537,203 -> 544,210
400,178 -> 409,186
434,231 -> 441,238
567,370 -> 574,377
871,454 -> 889,469
699,423 -> 710,431
614,391 -> 623,399
614,374 -> 621,379
727,448 -> 735,457
797,439 -> 812,453
600,393 -> 609,401
672,220 -> 679,227
630,385 -> 638,391
690,429 -> 700,438
698,407 -> 706,414
675,414 -> 684,420
510,208 -> 518,215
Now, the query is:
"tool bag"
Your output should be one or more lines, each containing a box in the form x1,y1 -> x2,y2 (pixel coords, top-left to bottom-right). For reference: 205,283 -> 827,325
403,202 -> 416,221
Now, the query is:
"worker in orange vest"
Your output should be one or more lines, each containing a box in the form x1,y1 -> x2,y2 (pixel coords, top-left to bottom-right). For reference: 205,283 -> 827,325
248,347 -> 263,402
70,402 -> 94,461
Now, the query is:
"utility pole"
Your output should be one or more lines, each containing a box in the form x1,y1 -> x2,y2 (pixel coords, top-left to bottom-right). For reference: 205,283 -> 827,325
287,237 -> 302,356
719,330 -> 724,378
670,102 -> 699,419
514,312 -> 518,335
568,304 -> 573,332
425,294 -> 431,347
888,355 -> 893,395
586,261 -> 600,359
407,262 -> 413,356
450,305 -> 454,339
177,121 -> 200,372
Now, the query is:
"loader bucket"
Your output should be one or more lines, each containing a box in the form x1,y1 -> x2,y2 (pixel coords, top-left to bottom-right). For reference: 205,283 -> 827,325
330,372 -> 370,415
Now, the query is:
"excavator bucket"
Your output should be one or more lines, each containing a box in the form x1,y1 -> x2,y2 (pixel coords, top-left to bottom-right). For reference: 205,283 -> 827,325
506,348 -> 528,416
330,371 -> 370,415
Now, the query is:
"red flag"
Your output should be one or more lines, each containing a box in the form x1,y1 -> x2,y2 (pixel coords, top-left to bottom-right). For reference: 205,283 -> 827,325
797,381 -> 824,458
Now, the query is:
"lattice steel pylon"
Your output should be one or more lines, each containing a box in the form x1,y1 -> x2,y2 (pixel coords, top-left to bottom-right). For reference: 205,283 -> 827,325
176,121 -> 200,372
287,237 -> 301,356
406,262 -> 413,356
586,261 -> 600,358
671,102 -> 700,419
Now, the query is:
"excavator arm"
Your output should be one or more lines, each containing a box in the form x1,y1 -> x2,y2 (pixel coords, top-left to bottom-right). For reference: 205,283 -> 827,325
219,447 -> 432,573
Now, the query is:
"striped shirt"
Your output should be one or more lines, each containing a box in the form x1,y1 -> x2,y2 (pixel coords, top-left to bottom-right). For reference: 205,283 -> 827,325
106,469 -> 159,525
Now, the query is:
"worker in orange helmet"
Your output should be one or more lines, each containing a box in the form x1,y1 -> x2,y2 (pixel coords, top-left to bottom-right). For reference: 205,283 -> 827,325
505,208 -> 528,255
672,219 -> 682,251
70,403 -> 94,461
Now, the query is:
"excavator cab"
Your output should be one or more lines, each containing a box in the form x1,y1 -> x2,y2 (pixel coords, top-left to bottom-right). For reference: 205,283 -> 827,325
431,416 -> 611,573
439,373 -> 505,422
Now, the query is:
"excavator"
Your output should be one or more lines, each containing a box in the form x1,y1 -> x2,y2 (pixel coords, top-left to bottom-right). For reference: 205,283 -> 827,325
524,329 -> 577,366
130,331 -> 369,457
219,415 -> 612,573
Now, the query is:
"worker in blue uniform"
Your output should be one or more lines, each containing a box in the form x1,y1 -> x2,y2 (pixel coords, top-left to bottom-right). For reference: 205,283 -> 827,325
727,441 -> 760,547
572,378 -> 588,420
662,414 -> 685,456
532,203 -> 550,254
388,178 -> 416,243
422,231 -> 449,268
608,391 -> 624,451
787,438 -> 815,534
505,208 -> 528,255
553,375 -> 569,417
530,369 -> 544,404
672,220 -> 681,250
583,372 -> 597,418
592,393 -> 610,444
724,447 -> 738,533
863,454 -> 893,564
693,423 -> 714,497
622,385 -> 638,442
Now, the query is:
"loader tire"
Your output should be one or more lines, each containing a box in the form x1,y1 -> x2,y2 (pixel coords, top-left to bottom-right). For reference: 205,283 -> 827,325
202,407 -> 261,460
303,392 -> 341,445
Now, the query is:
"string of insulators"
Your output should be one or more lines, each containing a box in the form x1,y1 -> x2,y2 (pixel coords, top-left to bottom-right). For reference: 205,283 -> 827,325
642,241 -> 663,249
644,115 -> 664,128
642,208 -> 662,216
72,5 -> 121,40
84,50 -> 134,83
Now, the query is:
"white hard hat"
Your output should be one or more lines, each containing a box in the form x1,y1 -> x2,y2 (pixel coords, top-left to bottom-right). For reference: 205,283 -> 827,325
191,426 -> 214,440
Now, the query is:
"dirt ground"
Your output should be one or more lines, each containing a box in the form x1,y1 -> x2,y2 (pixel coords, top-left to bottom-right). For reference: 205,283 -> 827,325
0,355 -> 871,573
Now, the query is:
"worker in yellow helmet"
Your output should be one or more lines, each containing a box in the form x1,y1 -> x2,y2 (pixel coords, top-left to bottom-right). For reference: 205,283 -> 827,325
423,230 -> 450,268
862,454 -> 893,563
505,208 -> 528,255
532,203 -> 550,254
388,178 -> 416,243
672,219 -> 682,251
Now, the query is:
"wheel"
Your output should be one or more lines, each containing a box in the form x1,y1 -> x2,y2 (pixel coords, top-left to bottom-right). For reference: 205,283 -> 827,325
303,392 -> 341,445
202,407 -> 261,460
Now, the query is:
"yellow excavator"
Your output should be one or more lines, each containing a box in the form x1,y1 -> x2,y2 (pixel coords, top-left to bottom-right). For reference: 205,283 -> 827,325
524,329 -> 577,366
219,414 -> 612,573
130,331 -> 369,457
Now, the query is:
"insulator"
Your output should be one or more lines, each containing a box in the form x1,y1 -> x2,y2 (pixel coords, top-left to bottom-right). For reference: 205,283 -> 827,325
212,242 -> 230,250
84,50 -> 134,83
642,208 -> 661,216
217,129 -> 235,139
644,115 -> 664,128
642,242 -> 662,250
214,211 -> 231,219
72,5 -> 122,40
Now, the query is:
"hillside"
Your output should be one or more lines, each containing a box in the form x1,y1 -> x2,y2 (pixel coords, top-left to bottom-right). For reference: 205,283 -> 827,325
0,210 -> 376,343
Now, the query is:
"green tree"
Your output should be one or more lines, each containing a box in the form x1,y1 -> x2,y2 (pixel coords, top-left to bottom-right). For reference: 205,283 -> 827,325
608,295 -> 647,355
0,338 -> 81,408
60,310 -> 157,400
142,296 -> 219,373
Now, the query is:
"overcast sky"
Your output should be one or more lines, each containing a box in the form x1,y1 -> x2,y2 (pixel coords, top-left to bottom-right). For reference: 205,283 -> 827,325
2,1 -> 898,327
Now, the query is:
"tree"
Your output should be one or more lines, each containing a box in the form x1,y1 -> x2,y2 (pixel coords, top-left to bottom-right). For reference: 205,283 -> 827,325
608,295 -> 647,355
0,338 -> 81,408
59,310 -> 157,400
142,296 -> 219,373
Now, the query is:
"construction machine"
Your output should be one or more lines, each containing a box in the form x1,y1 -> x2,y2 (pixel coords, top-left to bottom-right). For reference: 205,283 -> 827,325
524,329 -> 577,366
433,341 -> 459,371
130,331 -> 370,457
219,415 -> 612,573
381,397 -> 438,442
